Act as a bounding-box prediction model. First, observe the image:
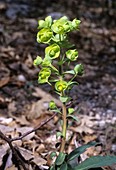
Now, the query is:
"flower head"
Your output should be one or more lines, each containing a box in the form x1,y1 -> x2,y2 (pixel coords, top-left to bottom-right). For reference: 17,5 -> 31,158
37,28 -> 53,44
52,16 -> 71,34
38,67 -> 51,83
55,80 -> 68,92
66,49 -> 78,61
45,43 -> 60,59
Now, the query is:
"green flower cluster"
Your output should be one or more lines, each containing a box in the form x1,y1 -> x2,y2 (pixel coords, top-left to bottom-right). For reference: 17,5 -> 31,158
37,16 -> 80,44
34,16 -> 83,95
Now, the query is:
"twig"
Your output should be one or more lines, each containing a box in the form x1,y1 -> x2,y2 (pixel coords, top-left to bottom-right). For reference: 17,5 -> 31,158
11,111 -> 57,142
0,112 -> 57,169
0,131 -> 28,170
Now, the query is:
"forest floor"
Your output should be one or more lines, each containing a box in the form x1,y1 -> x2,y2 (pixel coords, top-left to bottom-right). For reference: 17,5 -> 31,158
0,0 -> 116,169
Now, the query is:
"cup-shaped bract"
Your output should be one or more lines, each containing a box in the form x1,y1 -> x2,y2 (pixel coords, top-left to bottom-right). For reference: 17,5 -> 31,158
38,67 -> 51,83
55,80 -> 68,92
72,19 -> 81,30
49,101 -> 57,109
74,64 -> 84,75
33,56 -> 43,66
45,43 -> 60,59
66,49 -> 78,61
37,28 -> 53,44
38,16 -> 52,29
51,16 -> 71,34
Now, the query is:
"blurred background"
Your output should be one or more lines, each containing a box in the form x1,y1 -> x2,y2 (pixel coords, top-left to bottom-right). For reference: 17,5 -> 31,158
0,0 -> 116,156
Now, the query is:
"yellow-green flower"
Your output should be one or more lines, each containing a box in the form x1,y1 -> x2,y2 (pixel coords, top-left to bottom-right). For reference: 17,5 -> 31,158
38,16 -> 52,29
52,16 -> 71,34
38,67 -> 51,83
72,19 -> 81,30
55,80 -> 68,92
45,44 -> 60,59
37,28 -> 53,44
49,101 -> 57,109
66,49 -> 78,61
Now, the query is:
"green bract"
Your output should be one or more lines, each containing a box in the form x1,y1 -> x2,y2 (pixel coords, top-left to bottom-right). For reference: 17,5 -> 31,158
33,56 -> 43,66
38,16 -> 52,29
51,16 -> 71,34
55,80 -> 68,92
72,18 -> 81,30
38,67 -> 51,83
37,28 -> 53,44
74,64 -> 84,75
49,101 -> 57,109
66,49 -> 78,61
45,43 -> 60,59
42,57 -> 52,67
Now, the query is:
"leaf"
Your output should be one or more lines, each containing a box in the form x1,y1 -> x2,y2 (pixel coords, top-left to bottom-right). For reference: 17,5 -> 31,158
65,70 -> 75,75
50,152 -> 57,159
50,165 -> 55,170
60,162 -> 68,170
73,156 -> 116,170
56,132 -> 63,138
67,141 -> 98,162
60,96 -> 69,103
55,152 -> 66,166
68,108 -> 75,115
67,115 -> 78,122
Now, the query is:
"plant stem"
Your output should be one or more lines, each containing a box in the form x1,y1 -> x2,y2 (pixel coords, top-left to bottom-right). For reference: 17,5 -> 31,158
60,103 -> 67,152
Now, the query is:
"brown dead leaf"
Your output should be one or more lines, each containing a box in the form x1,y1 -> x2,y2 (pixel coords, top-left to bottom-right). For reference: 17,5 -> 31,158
14,115 -> 30,126
0,77 -> 10,88
0,144 -> 9,166
28,87 -> 62,119
69,115 -> 95,134
17,146 -> 47,166
6,165 -> 18,170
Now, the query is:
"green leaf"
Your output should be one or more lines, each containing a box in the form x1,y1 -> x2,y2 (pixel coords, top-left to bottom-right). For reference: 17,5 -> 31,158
50,152 -> 57,159
49,109 -> 61,114
60,162 -> 68,170
73,156 -> 116,170
68,108 -> 75,115
67,164 -> 73,170
56,132 -> 63,138
67,115 -> 78,122
65,70 -> 75,75
55,152 -> 66,166
67,141 -> 98,162
50,165 -> 55,170
60,96 -> 69,103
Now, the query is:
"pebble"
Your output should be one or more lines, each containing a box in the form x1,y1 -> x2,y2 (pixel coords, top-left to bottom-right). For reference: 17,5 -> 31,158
17,74 -> 26,82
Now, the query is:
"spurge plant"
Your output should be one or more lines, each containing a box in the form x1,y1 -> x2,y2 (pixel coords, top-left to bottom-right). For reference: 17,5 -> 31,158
34,16 -> 116,170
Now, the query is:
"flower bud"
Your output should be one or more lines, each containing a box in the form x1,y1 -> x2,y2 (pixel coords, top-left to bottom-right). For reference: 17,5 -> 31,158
74,64 -> 84,75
